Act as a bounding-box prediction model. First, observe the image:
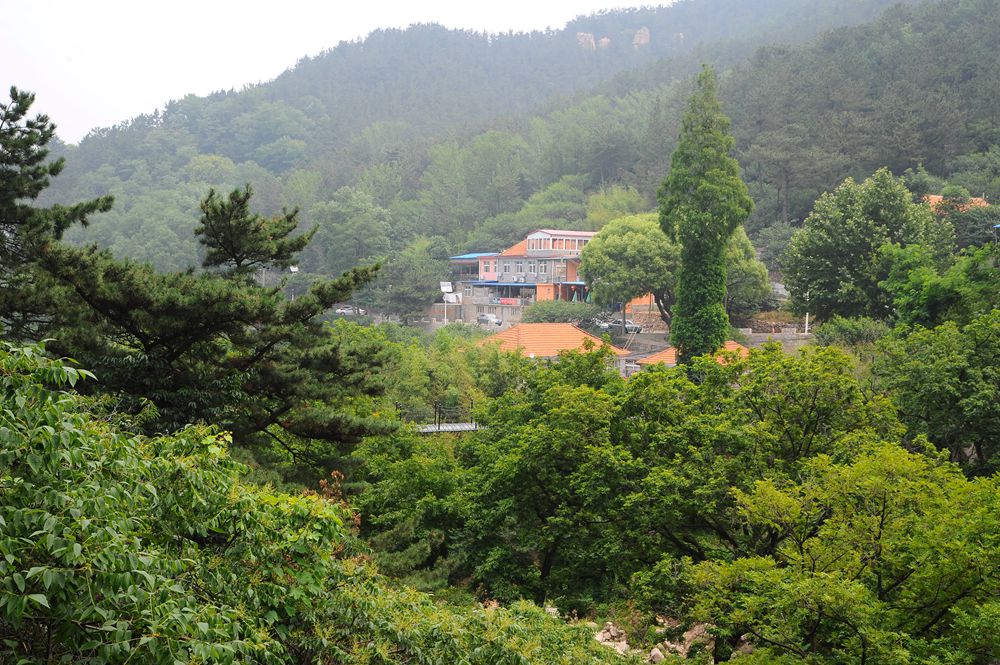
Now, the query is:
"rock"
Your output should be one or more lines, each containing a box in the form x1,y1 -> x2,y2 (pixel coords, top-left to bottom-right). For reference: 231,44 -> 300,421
595,621 -> 629,654
660,622 -> 715,658
633,26 -> 651,48
577,32 -> 596,50
649,646 -> 665,663
733,634 -> 754,657
544,605 -> 560,618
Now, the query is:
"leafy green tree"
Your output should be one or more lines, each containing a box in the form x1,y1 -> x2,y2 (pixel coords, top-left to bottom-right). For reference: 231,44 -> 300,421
581,216 -> 769,329
782,168 -> 954,320
196,184 -> 315,279
580,213 -> 680,329
0,342 -> 619,663
585,185 -> 647,228
880,242 -> 999,328
753,220 -> 796,271
947,144 -> 1000,201
723,227 -> 771,323
354,430 -> 467,591
522,300 -> 601,323
461,347 -> 627,606
689,441 -> 1000,663
300,186 -> 392,276
874,310 -> 1000,472
371,237 -> 449,324
814,315 -> 891,349
659,67 -> 753,362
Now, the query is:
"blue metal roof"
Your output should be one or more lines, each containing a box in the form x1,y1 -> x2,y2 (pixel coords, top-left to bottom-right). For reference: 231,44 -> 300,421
450,252 -> 499,260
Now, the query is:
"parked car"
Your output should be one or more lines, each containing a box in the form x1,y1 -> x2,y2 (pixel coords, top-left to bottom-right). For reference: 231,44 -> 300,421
477,313 -> 503,326
335,305 -> 367,315
605,318 -> 641,334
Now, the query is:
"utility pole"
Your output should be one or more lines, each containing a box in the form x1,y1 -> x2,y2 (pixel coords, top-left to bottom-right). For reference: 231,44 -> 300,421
804,290 -> 811,335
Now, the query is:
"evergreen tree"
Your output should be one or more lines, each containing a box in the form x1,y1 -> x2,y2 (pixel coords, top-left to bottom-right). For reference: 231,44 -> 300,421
196,184 -> 315,279
0,87 -> 112,338
658,67 -> 753,362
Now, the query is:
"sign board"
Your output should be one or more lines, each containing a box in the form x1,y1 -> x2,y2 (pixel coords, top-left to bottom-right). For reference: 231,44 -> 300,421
443,293 -> 460,303
439,281 -> 453,293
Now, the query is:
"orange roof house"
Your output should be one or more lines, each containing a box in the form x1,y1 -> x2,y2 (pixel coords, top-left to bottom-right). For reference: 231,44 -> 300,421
637,340 -> 749,368
924,194 -> 989,213
482,323 -> 629,359
498,239 -> 529,257
636,346 -> 678,367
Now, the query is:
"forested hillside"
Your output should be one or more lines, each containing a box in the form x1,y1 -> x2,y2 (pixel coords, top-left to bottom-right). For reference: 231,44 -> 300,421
5,0 -> 1000,661
36,0 -> 944,291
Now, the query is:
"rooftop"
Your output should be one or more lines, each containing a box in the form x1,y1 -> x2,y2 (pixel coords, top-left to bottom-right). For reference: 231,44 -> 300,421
499,240 -> 528,257
482,323 -> 630,358
924,194 -> 990,213
450,252 -> 499,261
533,229 -> 597,238
637,340 -> 749,367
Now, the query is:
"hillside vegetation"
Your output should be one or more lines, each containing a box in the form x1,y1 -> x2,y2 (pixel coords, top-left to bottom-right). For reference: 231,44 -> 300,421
38,0 -> 958,290
4,0 -> 1000,662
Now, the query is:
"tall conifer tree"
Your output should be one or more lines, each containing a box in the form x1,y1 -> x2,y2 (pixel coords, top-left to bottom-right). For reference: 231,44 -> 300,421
659,67 -> 753,363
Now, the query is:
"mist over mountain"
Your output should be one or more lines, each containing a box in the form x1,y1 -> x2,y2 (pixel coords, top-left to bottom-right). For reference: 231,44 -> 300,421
41,0 -> 1000,282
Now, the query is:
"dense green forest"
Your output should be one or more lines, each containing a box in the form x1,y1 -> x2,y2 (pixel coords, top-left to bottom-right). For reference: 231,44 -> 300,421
3,0 -> 1000,662
40,0 -> 980,297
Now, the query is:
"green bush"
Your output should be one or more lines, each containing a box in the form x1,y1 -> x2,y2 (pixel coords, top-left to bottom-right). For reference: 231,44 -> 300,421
0,342 -> 621,663
814,315 -> 891,347
522,300 -> 602,323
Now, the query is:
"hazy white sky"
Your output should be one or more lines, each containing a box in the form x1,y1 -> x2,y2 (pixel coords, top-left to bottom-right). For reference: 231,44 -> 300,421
2,0 -> 642,143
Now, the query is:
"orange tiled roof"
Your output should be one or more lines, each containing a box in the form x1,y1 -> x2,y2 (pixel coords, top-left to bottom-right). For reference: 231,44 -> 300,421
499,240 -> 528,257
535,229 -> 597,238
924,194 -> 989,213
721,340 -> 750,358
637,341 -> 749,367
636,347 -> 677,366
483,323 -> 630,358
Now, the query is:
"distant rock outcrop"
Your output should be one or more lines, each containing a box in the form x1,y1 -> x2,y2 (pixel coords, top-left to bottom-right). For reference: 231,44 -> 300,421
633,26 -> 651,48
576,32 -> 597,50
598,36 -> 612,49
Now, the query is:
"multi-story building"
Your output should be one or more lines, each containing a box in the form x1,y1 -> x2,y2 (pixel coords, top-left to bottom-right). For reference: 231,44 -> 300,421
449,229 -> 596,325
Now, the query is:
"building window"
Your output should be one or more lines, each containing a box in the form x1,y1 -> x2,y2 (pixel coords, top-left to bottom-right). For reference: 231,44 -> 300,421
527,261 -> 536,273
514,261 -> 523,273
503,262 -> 511,273
539,262 -> 548,274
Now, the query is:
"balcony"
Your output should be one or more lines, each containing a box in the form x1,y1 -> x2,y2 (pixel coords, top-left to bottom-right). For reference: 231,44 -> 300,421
471,296 -> 534,307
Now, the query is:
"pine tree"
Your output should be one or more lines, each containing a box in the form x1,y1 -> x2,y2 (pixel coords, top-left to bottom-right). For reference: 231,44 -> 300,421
196,184 -> 316,279
0,87 -> 112,339
658,67 -> 753,363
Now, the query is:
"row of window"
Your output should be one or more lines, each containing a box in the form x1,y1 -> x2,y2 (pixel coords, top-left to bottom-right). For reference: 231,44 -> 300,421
526,237 -> 590,251
481,260 -> 559,274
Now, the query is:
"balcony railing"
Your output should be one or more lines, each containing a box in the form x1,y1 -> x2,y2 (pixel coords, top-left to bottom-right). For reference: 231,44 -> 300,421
471,296 -> 535,307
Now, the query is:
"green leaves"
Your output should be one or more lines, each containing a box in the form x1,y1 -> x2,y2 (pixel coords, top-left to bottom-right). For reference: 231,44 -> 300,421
782,168 -> 954,321
196,184 -> 316,278
658,67 -> 753,362
690,441 -> 1000,663
0,342 -> 613,663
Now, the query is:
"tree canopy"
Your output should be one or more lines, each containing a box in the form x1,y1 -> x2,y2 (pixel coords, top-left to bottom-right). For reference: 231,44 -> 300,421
659,67 -> 753,361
